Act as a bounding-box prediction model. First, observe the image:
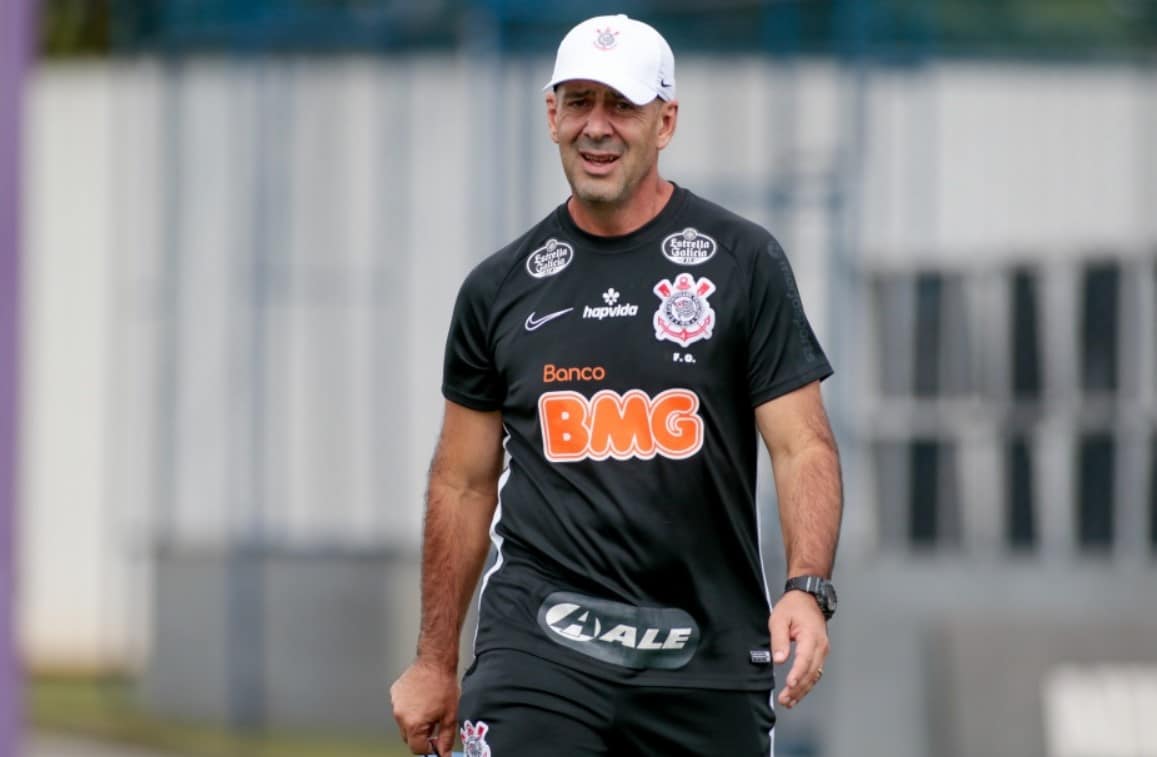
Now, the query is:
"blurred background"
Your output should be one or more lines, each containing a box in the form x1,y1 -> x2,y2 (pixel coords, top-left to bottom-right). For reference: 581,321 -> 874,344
4,1 -> 1157,756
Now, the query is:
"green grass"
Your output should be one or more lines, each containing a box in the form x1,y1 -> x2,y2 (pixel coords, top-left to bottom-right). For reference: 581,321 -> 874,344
29,675 -> 415,757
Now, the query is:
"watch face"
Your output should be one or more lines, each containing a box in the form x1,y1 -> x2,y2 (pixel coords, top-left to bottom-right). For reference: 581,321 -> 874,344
821,583 -> 837,610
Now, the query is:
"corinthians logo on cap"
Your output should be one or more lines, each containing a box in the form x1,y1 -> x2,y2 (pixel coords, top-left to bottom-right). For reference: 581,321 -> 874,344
593,26 -> 619,50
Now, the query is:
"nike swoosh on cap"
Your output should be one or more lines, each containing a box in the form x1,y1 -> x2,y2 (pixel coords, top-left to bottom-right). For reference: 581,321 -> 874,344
525,308 -> 574,331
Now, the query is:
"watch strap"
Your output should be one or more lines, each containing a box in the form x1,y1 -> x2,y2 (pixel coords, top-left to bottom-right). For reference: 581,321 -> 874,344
784,575 -> 827,595
783,575 -> 835,620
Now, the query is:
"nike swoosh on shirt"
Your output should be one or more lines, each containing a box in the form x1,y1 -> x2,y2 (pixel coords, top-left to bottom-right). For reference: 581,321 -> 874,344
524,308 -> 574,331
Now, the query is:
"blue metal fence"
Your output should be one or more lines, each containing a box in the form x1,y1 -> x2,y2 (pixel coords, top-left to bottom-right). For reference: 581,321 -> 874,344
105,1 -> 895,56
100,0 -> 1157,58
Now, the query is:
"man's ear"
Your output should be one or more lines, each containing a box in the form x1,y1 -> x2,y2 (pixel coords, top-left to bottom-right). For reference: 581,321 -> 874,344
656,99 -> 678,150
546,91 -> 560,144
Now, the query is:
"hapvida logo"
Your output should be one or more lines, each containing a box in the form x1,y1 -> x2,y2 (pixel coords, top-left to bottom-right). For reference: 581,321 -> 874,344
583,303 -> 639,320
583,287 -> 639,320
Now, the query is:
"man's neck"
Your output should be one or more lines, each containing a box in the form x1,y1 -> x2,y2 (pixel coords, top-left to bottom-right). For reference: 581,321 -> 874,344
567,178 -> 675,238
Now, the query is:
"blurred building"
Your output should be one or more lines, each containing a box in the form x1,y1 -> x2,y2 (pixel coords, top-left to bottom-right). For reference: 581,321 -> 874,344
19,2 -> 1157,756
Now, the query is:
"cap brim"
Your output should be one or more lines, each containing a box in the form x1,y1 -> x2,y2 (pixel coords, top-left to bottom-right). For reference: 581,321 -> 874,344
543,69 -> 657,106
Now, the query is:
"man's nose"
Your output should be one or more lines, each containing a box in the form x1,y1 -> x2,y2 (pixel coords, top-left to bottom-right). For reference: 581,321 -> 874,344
582,102 -> 614,140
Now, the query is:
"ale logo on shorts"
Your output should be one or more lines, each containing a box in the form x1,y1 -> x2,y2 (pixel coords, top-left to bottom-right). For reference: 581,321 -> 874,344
653,274 -> 717,347
460,720 -> 491,757
537,591 -> 700,670
661,227 -> 717,265
539,389 -> 703,463
525,238 -> 574,279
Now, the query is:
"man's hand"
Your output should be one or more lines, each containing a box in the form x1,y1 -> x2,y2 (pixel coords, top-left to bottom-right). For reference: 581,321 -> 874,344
390,660 -> 459,756
769,590 -> 830,709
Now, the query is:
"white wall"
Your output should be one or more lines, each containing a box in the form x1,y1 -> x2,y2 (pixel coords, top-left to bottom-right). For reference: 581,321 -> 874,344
863,62 -> 1157,265
19,56 -> 1157,668
22,65 -> 119,670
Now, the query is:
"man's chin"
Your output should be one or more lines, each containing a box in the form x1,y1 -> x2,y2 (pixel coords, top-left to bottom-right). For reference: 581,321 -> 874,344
573,181 -> 625,206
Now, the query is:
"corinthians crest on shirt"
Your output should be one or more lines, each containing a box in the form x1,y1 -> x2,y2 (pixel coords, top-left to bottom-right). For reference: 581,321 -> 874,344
653,273 -> 717,347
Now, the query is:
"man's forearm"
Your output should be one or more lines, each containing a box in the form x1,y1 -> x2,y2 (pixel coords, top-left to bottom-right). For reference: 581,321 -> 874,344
415,478 -> 497,672
774,439 -> 842,579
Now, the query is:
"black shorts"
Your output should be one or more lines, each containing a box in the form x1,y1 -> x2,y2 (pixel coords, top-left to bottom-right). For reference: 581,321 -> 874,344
457,649 -> 775,756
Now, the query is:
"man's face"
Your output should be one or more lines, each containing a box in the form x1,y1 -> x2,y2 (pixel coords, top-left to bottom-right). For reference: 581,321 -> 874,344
546,80 -> 678,207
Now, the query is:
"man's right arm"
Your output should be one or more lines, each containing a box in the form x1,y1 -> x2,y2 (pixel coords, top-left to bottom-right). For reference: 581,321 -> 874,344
391,399 -> 504,756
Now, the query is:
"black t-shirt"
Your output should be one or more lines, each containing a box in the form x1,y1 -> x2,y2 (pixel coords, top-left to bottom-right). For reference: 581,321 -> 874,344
442,185 -> 832,690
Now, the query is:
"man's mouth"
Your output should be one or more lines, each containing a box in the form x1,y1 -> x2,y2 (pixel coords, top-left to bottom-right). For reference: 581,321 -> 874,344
580,151 -> 620,168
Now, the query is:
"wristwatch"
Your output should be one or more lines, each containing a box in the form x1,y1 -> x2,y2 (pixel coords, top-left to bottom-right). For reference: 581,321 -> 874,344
783,575 -> 837,621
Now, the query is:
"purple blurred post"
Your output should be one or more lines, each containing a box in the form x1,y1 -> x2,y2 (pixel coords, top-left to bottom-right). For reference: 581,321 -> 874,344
1,0 -> 34,753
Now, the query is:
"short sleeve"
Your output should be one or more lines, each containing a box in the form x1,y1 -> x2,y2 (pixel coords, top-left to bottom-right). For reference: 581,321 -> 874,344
442,264 -> 506,411
747,236 -> 833,407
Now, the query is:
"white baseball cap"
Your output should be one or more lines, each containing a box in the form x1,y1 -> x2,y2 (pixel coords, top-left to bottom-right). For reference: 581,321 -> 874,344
544,14 -> 676,106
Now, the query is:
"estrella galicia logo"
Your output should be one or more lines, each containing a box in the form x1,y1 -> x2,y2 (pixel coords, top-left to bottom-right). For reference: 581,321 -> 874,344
661,227 -> 717,265
526,238 -> 575,279
537,591 -> 699,670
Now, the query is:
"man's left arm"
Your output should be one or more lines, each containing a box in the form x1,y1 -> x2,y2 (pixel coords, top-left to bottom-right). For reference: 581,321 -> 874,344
755,380 -> 842,709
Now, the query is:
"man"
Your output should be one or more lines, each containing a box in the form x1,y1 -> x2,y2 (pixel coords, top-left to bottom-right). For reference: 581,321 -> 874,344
391,13 -> 841,757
